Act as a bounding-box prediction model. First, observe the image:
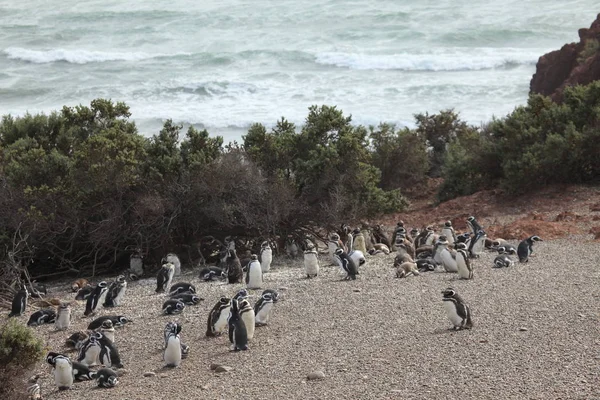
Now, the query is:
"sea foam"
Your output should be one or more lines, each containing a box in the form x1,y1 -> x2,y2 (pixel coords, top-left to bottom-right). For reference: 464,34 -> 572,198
2,47 -> 189,64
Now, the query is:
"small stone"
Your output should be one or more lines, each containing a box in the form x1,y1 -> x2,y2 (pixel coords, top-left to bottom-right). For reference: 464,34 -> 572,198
307,371 -> 325,380
209,363 -> 222,371
578,313 -> 585,318
279,287 -> 289,291
201,385 -> 209,390
519,327 -> 528,331
215,366 -> 232,373
353,289 -> 361,293
143,372 -> 156,377
480,339 -> 489,343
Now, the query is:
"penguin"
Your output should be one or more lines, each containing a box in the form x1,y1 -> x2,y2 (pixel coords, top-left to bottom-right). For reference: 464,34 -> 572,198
55,302 -> 71,331
163,299 -> 185,315
206,297 -> 231,337
352,228 -> 368,254
416,258 -> 438,272
46,352 -> 73,390
328,233 -> 344,265
517,235 -> 543,263
493,254 -> 515,268
233,288 -> 250,301
88,315 -> 132,330
347,232 -> 366,268
456,232 -> 472,245
225,249 -> 243,284
455,243 -> 474,280
228,298 -> 249,351
94,368 -> 119,388
75,284 -> 94,300
66,331 -> 89,350
416,244 -> 434,260
103,275 -> 127,307
181,343 -> 190,359
9,285 -> 28,317
170,293 -> 203,305
372,224 -> 392,248
254,292 -> 274,326
95,331 -> 123,368
440,221 -> 457,245
367,248 -> 387,256
497,245 -> 517,255
303,246 -> 319,278
77,334 -> 101,366
414,226 -> 434,248
162,253 -> 182,276
156,262 -> 175,293
390,222 -> 405,249
128,248 -> 144,280
238,298 -> 255,341
28,281 -> 47,298
437,238 -> 458,273
27,309 -> 56,326
395,238 -> 415,259
84,281 -> 108,316
372,243 -> 390,255
395,261 -> 420,278
261,289 -> 280,303
168,282 -> 196,296
199,266 -> 227,281
99,319 -> 115,343
490,238 -> 509,249
394,249 -> 414,266
163,321 -> 177,349
260,241 -> 273,273
466,216 -> 483,235
285,237 -> 299,258
72,361 -> 96,381
245,254 -> 263,290
468,229 -> 487,259
334,248 -> 358,280
163,321 -> 183,367
441,287 -> 473,330
71,278 -> 89,293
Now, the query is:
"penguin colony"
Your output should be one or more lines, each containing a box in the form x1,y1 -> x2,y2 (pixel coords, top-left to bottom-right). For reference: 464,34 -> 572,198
7,218 -> 544,398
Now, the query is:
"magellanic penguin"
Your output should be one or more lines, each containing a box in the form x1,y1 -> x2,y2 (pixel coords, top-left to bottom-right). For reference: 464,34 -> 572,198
303,245 -> 319,278
46,352 -> 73,391
245,254 -> 263,290
437,237 -> 458,273
170,293 -> 203,305
84,281 -> 108,316
440,221 -> 457,245
72,361 -> 96,381
238,299 -> 255,341
71,278 -> 89,293
225,249 -> 243,284
163,299 -> 185,315
163,321 -> 183,367
372,224 -> 392,248
66,331 -> 89,350
199,266 -> 227,281
168,282 -> 196,296
9,285 -> 28,317
285,237 -> 299,258
77,334 -> 101,366
55,302 -> 71,331
395,238 -> 415,259
94,368 -> 119,388
442,288 -> 473,330
493,254 -> 515,269
497,245 -> 517,255
162,253 -> 182,276
27,309 -> 56,326
328,233 -> 344,265
128,248 -> 144,280
206,297 -> 231,337
262,289 -> 280,303
233,288 -> 250,302
347,232 -> 366,268
334,248 -> 358,281
75,284 -> 94,301
352,228 -> 368,254
260,241 -> 273,273
87,315 -> 132,330
103,275 -> 127,307
455,243 -> 474,280
99,319 -> 115,343
254,292 -> 275,327
96,331 -> 123,368
156,262 -> 175,293
517,235 -> 543,263
395,261 -> 420,278
390,221 -> 405,249
228,299 -> 249,351
372,243 -> 390,255
466,216 -> 487,258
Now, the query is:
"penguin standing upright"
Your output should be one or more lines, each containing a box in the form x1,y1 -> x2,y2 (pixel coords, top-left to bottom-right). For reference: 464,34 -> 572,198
163,322 -> 183,367
163,253 -> 182,276
352,228 -> 367,254
99,319 -> 115,343
238,299 -> 255,340
245,254 -> 263,290
46,352 -> 73,391
128,248 -> 144,280
9,285 -> 28,317
437,238 -> 458,273
206,297 -> 231,337
228,299 -> 249,351
466,216 -> 487,258
156,263 -> 175,293
225,249 -> 243,284
55,302 -> 71,331
372,224 -> 392,248
517,235 -> 543,263
285,237 -> 299,258
455,243 -> 474,280
390,222 -> 405,249
104,275 -> 127,307
94,368 -> 119,388
441,221 -> 457,245
260,241 -> 273,273
75,285 -> 94,301
303,246 -> 319,278
254,292 -> 275,326
328,233 -> 344,265
84,282 -> 108,316
96,331 -> 123,368
334,248 -> 358,280
441,288 -> 473,330
77,334 -> 101,366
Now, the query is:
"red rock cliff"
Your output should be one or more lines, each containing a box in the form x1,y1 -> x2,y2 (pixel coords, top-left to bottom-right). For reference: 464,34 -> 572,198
530,13 -> 600,102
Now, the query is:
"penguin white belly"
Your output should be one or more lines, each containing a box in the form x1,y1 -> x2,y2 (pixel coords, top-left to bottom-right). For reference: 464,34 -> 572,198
103,330 -> 115,343
441,228 -> 455,245
349,250 -> 365,268
425,234 -> 436,246
214,307 -> 230,333
241,310 -> 256,340
163,336 -> 182,367
172,259 -> 181,276
247,264 -> 263,289
81,345 -> 100,366
304,254 -> 319,277
54,360 -> 73,389
55,311 -> 70,330
98,290 -> 108,308
261,250 -> 272,273
444,301 -> 463,327
456,258 -> 471,279
255,302 -> 273,325
328,243 -> 338,264
472,235 -> 487,256
441,249 -> 458,272
113,284 -> 127,306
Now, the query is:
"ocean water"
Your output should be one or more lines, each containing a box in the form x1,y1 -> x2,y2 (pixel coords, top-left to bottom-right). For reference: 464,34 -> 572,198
0,1 -> 597,141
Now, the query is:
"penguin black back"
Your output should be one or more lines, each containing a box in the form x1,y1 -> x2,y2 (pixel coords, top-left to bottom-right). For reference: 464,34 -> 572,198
334,248 -> 358,280
9,285 -> 28,317
228,299 -> 248,351
226,249 -> 243,284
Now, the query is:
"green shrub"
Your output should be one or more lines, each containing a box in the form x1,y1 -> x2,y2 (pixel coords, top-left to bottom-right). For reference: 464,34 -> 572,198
577,39 -> 599,64
0,318 -> 45,368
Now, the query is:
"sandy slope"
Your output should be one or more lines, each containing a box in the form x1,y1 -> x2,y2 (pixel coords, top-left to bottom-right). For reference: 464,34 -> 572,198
16,234 -> 600,400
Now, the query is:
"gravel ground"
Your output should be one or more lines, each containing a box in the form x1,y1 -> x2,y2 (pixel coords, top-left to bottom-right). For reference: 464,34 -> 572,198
14,235 -> 600,400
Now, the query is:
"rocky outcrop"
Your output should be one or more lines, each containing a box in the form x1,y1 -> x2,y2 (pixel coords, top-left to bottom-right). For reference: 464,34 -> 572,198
530,13 -> 600,102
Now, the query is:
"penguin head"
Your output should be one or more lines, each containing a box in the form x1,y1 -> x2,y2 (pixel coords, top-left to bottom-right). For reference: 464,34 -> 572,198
467,216 -> 475,222
437,236 -> 449,245
219,297 -> 231,305
238,299 -> 251,310
334,248 -> 344,256
262,292 -> 274,302
454,242 -> 467,250
529,235 -> 543,242
117,316 -> 132,326
234,289 -> 249,300
97,281 -> 108,289
410,228 -> 419,236
330,233 -> 340,241
441,288 -> 458,299
262,289 -> 279,302
175,301 -> 185,310
396,221 -> 404,228
101,320 -> 114,329
426,226 -> 434,232
261,241 -> 270,248
444,221 -> 452,227
251,254 -> 258,261
116,275 -> 126,283
46,352 -> 61,366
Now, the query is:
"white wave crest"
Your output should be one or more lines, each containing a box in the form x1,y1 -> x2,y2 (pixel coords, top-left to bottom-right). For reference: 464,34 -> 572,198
315,48 -> 540,71
2,47 -> 188,64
